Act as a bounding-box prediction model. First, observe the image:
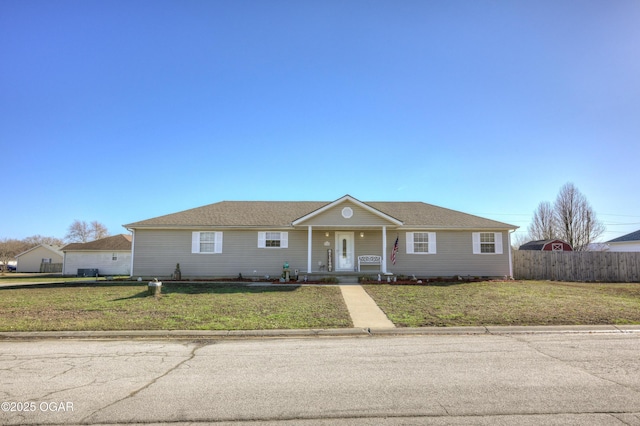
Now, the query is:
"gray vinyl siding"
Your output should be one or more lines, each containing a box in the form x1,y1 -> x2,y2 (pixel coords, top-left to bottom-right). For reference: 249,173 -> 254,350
386,231 -> 510,278
132,229 -> 510,278
133,229 -> 309,278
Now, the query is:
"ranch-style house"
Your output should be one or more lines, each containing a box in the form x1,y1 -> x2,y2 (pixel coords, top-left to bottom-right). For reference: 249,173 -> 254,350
124,195 -> 518,281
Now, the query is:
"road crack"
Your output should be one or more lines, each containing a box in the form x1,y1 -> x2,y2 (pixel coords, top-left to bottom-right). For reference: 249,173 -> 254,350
80,342 -> 206,424
508,335 -> 640,397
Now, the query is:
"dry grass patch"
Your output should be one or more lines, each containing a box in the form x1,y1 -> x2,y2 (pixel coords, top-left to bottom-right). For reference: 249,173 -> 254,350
364,280 -> 640,327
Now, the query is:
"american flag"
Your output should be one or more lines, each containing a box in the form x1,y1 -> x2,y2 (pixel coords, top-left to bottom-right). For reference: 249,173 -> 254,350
391,236 -> 399,265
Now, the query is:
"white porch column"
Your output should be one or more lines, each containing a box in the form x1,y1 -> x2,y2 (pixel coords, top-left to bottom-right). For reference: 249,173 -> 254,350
307,226 -> 313,273
381,225 -> 387,273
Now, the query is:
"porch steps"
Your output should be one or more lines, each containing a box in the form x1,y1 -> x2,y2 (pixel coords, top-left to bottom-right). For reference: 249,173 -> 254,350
306,271 -> 391,284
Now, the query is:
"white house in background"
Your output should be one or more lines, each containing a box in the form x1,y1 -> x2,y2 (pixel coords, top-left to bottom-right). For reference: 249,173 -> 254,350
15,245 -> 64,272
606,229 -> 640,252
62,234 -> 132,276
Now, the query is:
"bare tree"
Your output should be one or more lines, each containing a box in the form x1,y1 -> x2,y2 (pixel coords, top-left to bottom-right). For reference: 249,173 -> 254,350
22,235 -> 65,248
65,220 -> 110,243
511,232 -> 531,250
553,183 -> 605,251
0,238 -> 28,273
527,201 -> 557,240
90,221 -> 110,240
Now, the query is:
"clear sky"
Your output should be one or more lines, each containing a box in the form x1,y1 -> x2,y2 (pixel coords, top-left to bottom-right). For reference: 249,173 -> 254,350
2,0 -> 639,243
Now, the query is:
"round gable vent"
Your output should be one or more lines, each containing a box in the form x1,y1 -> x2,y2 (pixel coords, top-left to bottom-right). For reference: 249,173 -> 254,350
341,207 -> 353,219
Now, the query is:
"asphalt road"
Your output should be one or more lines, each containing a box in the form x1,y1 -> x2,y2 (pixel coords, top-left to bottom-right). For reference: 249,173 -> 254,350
1,333 -> 640,425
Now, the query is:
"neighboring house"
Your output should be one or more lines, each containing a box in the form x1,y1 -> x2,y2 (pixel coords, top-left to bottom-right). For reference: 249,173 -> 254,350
124,195 -> 518,279
62,234 -> 132,276
519,239 -> 573,252
606,229 -> 640,252
15,245 -> 64,272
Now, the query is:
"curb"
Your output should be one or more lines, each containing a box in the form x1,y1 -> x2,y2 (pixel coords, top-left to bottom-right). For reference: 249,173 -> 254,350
1,325 -> 639,341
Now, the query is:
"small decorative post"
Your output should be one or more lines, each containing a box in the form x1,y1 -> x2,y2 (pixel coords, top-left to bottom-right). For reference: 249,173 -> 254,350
173,263 -> 181,280
148,278 -> 162,297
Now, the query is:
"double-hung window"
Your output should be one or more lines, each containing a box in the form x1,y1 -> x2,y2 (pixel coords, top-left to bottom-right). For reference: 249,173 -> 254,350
406,232 -> 436,254
258,232 -> 288,248
472,232 -> 503,254
192,231 -> 223,254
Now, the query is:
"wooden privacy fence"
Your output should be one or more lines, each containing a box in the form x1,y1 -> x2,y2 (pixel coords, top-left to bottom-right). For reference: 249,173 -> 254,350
40,263 -> 62,273
513,251 -> 640,282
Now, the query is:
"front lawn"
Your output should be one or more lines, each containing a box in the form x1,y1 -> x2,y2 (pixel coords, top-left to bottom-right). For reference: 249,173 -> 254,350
0,282 -> 352,331
364,281 -> 640,327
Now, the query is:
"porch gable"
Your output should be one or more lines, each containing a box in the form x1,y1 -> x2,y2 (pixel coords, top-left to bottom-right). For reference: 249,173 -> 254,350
292,195 -> 403,228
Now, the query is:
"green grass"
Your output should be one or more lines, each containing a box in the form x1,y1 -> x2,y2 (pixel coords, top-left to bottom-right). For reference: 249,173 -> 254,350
0,282 -> 352,331
363,281 -> 640,327
2,280 -> 640,331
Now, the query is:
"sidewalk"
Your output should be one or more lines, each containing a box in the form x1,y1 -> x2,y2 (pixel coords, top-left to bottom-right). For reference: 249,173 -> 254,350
1,325 -> 639,341
340,284 -> 395,329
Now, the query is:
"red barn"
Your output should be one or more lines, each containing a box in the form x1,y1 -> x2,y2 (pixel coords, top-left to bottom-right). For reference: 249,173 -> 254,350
519,239 -> 573,251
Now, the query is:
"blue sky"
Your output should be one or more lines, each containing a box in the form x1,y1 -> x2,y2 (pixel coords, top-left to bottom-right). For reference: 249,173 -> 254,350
2,0 -> 639,243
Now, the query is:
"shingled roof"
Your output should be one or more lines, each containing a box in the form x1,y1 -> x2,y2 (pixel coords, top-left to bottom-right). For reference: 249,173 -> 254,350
124,199 -> 516,230
607,229 -> 640,243
62,234 -> 132,252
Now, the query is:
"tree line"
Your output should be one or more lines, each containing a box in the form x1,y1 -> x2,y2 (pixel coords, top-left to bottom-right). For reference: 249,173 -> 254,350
519,183 -> 605,251
0,220 -> 110,272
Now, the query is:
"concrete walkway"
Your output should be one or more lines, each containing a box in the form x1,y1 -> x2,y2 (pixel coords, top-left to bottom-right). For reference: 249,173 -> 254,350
340,285 -> 395,329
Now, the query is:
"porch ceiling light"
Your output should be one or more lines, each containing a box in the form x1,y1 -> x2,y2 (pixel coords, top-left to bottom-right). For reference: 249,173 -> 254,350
360,232 -> 364,238
325,232 -> 330,237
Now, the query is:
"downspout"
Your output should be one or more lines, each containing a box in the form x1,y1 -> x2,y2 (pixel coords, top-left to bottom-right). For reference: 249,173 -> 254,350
128,228 -> 135,278
508,229 -> 514,279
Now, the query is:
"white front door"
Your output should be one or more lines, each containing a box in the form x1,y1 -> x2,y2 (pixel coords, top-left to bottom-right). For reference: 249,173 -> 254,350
336,232 -> 355,271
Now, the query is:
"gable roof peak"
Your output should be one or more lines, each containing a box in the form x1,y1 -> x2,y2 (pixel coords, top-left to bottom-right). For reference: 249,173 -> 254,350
292,195 -> 404,226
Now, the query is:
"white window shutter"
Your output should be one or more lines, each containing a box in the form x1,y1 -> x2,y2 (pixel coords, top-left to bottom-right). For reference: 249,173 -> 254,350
428,232 -> 437,254
494,232 -> 503,254
215,232 -> 223,253
258,232 -> 266,248
281,232 -> 288,248
472,233 -> 481,254
192,232 -> 201,253
406,232 -> 414,254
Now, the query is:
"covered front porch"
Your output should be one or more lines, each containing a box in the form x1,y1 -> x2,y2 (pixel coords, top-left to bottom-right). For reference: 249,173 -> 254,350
290,195 -> 404,276
297,226 -> 398,275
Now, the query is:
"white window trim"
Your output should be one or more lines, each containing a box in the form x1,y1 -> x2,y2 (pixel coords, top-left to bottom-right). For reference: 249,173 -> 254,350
405,232 -> 436,254
192,231 -> 223,254
258,231 -> 288,249
472,232 -> 503,254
